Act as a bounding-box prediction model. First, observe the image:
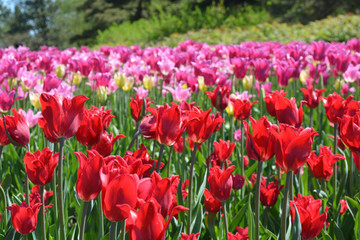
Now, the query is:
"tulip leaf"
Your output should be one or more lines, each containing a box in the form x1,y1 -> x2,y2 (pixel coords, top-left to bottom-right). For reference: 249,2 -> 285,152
191,204 -> 203,234
229,198 -> 248,231
291,205 -> 301,240
335,159 -> 348,210
334,222 -> 345,240
321,229 -> 333,240
345,196 -> 360,219
313,189 -> 328,199
259,221 -> 278,240
207,212 -> 218,240
245,161 -> 258,179
195,168 -> 208,207
355,212 -> 360,239
4,228 -> 17,240
247,193 -> 255,240
176,178 -> 185,222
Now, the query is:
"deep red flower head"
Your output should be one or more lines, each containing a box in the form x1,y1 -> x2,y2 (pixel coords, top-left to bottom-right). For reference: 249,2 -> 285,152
186,109 -> 224,144
339,199 -> 348,215
231,98 -> 258,121
345,100 -> 360,117
272,93 -> 303,128
206,86 -> 231,111
130,94 -> 152,122
300,86 -> 326,109
204,188 -> 222,213
264,90 -> 287,117
339,112 -> 360,154
174,136 -> 184,153
128,199 -> 188,240
0,90 -> 16,113
30,185 -> 53,206
232,174 -> 245,190
75,150 -> 104,201
38,93 -> 89,143
147,104 -> 187,146
227,226 -> 249,240
260,179 -> 284,207
321,92 -> 353,124
76,106 -> 114,148
307,146 -> 345,181
24,147 -> 59,186
139,113 -> 157,139
5,108 -> 30,146
243,116 -> 277,161
92,131 -> 125,157
100,171 -> 138,222
311,41 -> 329,61
0,117 -> 10,146
208,165 -> 235,202
232,58 -> 248,79
7,202 -> 42,235
270,124 -> 317,172
290,194 -> 329,240
213,139 -> 235,162
179,233 -> 201,240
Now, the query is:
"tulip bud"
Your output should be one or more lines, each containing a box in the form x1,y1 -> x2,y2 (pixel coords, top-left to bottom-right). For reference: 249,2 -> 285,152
55,64 -> 65,78
114,72 -> 126,88
122,77 -> 134,92
30,92 -> 42,109
300,69 -> 309,83
225,101 -> 234,115
72,73 -> 82,85
143,75 -> 155,90
242,75 -> 253,90
197,76 -> 207,92
97,86 -> 107,104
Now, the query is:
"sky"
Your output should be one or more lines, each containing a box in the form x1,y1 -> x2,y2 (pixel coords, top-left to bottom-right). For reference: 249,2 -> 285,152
2,0 -> 16,10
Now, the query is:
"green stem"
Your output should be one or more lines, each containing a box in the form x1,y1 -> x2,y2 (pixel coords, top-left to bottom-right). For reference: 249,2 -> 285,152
40,186 -> 46,240
156,144 -> 165,173
119,220 -> 126,240
97,195 -> 104,240
109,222 -> 117,240
152,140 -> 156,160
167,146 -> 174,177
240,121 -> 244,176
79,201 -> 90,240
57,137 -> 66,240
0,145 -> 3,181
126,129 -> 141,151
25,174 -> 29,206
52,143 -> 58,239
259,83 -> 263,116
187,142 -> 199,234
221,110 -> 225,140
281,171 -> 293,240
255,161 -> 264,240
310,108 -> 313,128
333,124 -> 338,209
0,184 -> 7,229
222,201 -> 228,238
350,154 -> 354,197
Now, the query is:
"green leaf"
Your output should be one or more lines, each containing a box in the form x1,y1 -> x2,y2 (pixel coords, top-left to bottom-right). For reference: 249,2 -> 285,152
334,222 -> 345,240
245,161 -> 258,179
291,205 -> 301,240
321,229 -> 332,240
247,193 -> 255,240
207,212 -> 218,240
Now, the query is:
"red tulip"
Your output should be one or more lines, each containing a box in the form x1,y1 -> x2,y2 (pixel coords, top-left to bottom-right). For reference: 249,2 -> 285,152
227,226 -> 249,240
204,188 -> 222,213
76,106 -> 114,148
272,92 -> 303,128
270,124 -> 317,172
300,86 -> 326,109
100,172 -> 138,222
187,109 -> 224,144
30,185 -> 53,206
307,146 -> 345,180
179,233 -> 200,240
290,194 -> 329,240
252,58 -> 272,83
339,112 -> 360,154
38,93 -> 89,142
232,174 -> 245,190
129,199 -> 188,240
92,131 -> 125,157
260,179 -> 283,207
5,108 -> 30,146
147,104 -> 187,146
24,147 -> 59,186
139,113 -> 157,139
206,86 -> 231,111
339,199 -> 348,215
321,92 -> 353,124
243,116 -> 277,161
213,139 -> 235,161
75,150 -> 104,201
130,94 -> 152,122
7,202 -> 42,235
174,136 -> 184,153
208,165 -> 235,202
264,90 -> 287,117
231,98 -> 257,121
0,117 -> 10,146
0,90 -> 16,113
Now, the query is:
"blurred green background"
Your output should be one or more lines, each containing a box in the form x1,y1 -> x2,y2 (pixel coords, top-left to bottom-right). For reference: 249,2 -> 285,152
0,0 -> 359,49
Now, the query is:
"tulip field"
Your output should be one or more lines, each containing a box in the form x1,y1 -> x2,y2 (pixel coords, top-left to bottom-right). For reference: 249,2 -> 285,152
1,40 -> 360,240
